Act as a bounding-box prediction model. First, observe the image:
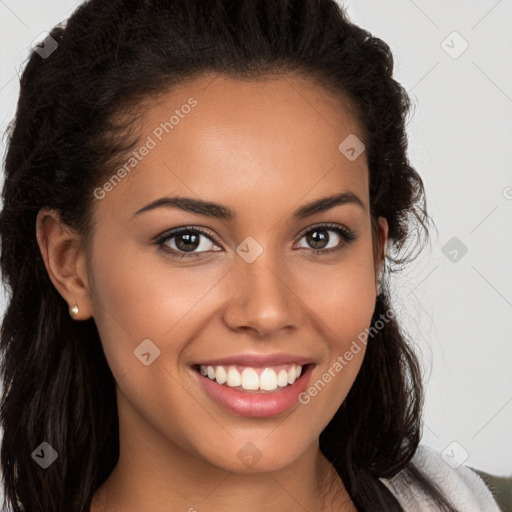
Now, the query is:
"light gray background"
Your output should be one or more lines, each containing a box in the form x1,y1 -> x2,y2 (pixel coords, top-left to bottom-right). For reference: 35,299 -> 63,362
0,0 -> 511,477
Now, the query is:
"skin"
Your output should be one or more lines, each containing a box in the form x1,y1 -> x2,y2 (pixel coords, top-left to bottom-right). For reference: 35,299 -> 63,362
36,73 -> 388,512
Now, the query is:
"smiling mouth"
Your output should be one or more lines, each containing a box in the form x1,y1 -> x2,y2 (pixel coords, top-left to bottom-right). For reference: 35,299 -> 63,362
192,363 -> 312,393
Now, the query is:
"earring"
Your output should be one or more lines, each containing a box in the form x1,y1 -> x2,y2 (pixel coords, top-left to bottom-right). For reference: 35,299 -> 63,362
69,304 -> 79,318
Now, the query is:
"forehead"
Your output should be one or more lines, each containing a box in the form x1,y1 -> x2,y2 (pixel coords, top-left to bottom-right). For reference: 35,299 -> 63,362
96,73 -> 369,220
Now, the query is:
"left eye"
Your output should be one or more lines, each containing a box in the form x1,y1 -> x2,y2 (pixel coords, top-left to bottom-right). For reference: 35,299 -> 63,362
156,227 -> 220,256
295,225 -> 354,252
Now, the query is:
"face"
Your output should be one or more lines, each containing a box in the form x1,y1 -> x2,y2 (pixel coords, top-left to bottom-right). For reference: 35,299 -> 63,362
84,73 -> 388,473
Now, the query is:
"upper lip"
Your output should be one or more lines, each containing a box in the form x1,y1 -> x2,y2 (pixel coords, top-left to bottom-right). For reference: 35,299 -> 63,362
193,352 -> 315,367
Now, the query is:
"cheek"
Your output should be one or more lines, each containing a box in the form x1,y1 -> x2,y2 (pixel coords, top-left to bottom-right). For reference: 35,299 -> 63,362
294,248 -> 377,414
300,245 -> 377,345
91,251 -> 209,335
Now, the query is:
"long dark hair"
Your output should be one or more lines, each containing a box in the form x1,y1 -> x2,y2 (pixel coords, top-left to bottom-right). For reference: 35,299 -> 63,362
0,1 -> 457,510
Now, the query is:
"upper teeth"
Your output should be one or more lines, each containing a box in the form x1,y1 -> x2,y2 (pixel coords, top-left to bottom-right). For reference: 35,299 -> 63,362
199,364 -> 303,391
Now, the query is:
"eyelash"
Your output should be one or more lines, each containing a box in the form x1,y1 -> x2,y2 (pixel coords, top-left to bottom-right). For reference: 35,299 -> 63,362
154,223 -> 357,260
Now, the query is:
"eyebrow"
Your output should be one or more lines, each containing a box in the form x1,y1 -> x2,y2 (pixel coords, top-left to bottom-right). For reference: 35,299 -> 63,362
132,191 -> 365,220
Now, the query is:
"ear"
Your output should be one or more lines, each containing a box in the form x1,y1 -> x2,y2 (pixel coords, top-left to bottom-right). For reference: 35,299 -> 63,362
35,208 -> 94,320
375,216 -> 389,289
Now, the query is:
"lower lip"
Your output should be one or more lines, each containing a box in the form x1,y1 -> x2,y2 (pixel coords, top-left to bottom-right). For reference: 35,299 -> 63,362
193,365 -> 314,418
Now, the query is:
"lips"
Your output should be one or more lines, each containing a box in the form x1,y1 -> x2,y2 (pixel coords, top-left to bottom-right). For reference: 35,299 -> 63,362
190,353 -> 315,417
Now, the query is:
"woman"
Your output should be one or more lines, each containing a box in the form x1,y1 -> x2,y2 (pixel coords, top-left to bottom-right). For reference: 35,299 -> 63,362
0,0 -> 500,511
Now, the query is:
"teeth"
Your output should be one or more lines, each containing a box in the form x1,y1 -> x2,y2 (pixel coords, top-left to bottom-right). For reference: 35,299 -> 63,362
215,366 -> 227,384
199,363 -> 304,391
241,368 -> 259,390
227,367 -> 242,387
277,369 -> 289,387
260,368 -> 278,390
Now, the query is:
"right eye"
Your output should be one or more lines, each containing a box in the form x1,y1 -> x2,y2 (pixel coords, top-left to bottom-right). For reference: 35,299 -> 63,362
155,226 -> 222,259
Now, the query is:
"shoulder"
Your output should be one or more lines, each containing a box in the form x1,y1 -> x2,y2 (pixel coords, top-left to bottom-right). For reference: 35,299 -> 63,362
379,444 -> 500,512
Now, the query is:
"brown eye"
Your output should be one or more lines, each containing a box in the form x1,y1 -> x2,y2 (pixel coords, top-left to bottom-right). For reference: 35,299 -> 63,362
304,229 -> 331,250
156,227 -> 221,258
296,224 -> 356,252
174,232 -> 201,252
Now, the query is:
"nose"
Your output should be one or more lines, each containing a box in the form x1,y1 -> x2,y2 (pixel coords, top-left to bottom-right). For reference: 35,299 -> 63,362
222,250 -> 301,337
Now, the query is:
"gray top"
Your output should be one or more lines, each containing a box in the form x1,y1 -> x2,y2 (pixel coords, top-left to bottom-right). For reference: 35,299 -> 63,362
381,444 -> 500,511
